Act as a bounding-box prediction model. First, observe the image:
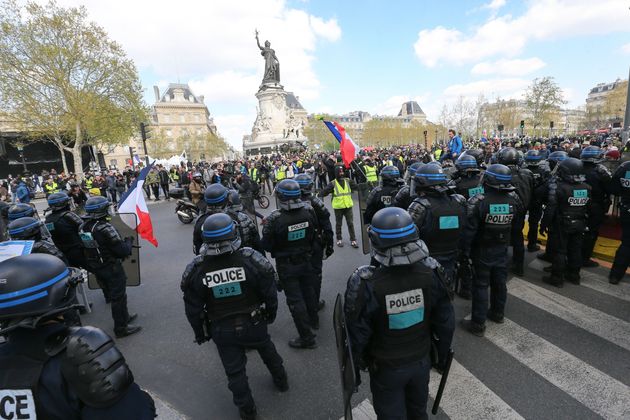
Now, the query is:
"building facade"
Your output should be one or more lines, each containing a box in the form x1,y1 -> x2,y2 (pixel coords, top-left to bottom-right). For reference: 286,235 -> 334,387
585,78 -> 627,129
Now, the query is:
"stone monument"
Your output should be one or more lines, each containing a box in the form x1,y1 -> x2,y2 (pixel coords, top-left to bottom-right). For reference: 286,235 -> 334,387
244,30 -> 308,155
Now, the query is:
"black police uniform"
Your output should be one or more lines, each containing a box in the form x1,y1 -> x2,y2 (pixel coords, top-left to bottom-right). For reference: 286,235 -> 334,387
462,179 -> 524,331
453,171 -> 483,200
7,217 -> 69,265
506,164 -> 534,274
610,161 -> 630,283
525,161 -> 551,251
581,161 -> 612,265
364,182 -> 401,224
181,247 -> 286,418
392,185 -> 414,210
194,209 -> 262,255
80,217 -> 135,335
261,202 -> 319,346
45,208 -> 86,268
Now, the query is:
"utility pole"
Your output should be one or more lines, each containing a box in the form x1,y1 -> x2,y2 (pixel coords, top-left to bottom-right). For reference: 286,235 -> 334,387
140,123 -> 150,166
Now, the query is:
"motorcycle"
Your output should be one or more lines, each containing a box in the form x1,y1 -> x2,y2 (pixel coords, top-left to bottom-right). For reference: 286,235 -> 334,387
171,187 -> 199,224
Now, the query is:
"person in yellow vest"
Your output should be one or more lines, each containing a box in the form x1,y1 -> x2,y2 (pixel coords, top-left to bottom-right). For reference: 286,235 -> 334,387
363,158 -> 378,187
434,148 -> 442,161
43,177 -> 59,197
249,164 -> 260,185
275,161 -> 287,184
322,167 -> 358,248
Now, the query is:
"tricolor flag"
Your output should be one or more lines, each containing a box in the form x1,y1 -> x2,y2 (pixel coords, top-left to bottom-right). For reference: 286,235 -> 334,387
118,163 -> 159,247
322,120 -> 359,169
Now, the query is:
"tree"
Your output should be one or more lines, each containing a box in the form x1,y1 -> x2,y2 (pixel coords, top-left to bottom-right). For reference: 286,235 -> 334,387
524,77 -> 565,136
0,0 -> 147,176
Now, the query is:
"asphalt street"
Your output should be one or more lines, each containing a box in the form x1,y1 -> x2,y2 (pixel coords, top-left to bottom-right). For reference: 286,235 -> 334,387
75,192 -> 630,420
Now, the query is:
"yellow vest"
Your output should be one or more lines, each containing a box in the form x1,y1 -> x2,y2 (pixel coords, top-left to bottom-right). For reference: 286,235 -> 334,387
332,179 -> 353,209
45,182 -> 59,193
364,165 -> 377,182
85,178 -> 93,188
249,168 -> 258,180
172,172 -> 179,181
276,166 -> 286,181
435,149 -> 442,159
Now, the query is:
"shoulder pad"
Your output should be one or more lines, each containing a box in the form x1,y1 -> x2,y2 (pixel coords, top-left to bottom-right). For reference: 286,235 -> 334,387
451,193 -> 467,206
595,164 -> 612,178
345,265 -> 375,321
181,255 -> 204,291
310,197 -> 330,216
64,211 -> 84,225
266,210 -> 282,224
241,248 -> 275,275
96,222 -> 121,242
61,326 -> 134,408
410,197 -> 430,208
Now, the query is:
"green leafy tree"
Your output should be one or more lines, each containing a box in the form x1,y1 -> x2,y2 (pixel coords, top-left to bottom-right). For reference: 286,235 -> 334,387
524,77 -> 565,136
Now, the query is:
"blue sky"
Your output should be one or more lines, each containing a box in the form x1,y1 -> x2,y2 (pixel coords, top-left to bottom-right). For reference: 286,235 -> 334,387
54,0 -> 630,148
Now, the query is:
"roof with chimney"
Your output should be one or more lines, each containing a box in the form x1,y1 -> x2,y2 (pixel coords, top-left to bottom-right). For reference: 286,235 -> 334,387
154,83 -> 205,105
285,92 -> 304,110
397,101 -> 426,117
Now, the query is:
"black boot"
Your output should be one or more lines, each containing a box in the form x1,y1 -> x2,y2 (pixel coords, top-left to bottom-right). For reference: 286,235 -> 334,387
542,275 -> 563,288
460,319 -> 485,337
273,370 -> 289,392
115,325 -> 142,338
487,311 -> 505,324
288,337 -> 317,349
609,273 -> 621,285
239,405 -> 257,420
537,253 -> 553,262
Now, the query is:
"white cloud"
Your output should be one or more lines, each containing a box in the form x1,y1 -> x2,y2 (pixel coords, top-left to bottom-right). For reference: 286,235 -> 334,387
622,43 -> 630,54
414,0 -> 629,67
483,0 -> 506,10
46,0 -> 340,149
471,57 -> 546,76
371,94 -> 432,116
443,78 -> 530,100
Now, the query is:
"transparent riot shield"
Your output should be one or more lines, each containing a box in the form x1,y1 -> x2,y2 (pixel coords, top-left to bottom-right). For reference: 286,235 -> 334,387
333,294 -> 356,420
87,212 -> 141,289
357,182 -> 371,255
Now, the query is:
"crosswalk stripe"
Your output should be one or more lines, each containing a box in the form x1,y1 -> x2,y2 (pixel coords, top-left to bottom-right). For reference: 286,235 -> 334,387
484,318 -> 630,419
429,359 -> 524,420
509,277 -> 630,352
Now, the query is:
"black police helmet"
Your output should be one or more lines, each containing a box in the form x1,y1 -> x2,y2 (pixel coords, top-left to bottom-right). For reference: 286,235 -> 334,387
407,162 -> 423,178
556,157 -> 586,183
8,216 -> 42,240
294,173 -> 314,192
204,183 -> 229,208
0,254 -> 77,328
524,150 -> 544,166
368,207 -> 419,250
8,203 -> 35,221
414,163 -> 448,189
580,146 -> 603,163
275,179 -> 304,211
47,191 -> 71,211
547,150 -> 568,170
463,149 -> 484,166
84,196 -> 111,219
228,189 -> 243,212
482,164 -> 514,191
201,213 -> 241,254
497,147 -> 519,165
380,165 -> 400,184
455,154 -> 478,172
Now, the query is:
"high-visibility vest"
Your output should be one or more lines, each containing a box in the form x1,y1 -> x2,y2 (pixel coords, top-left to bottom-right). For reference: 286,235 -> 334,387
85,178 -> 93,188
332,179 -> 353,209
249,168 -> 258,180
364,165 -> 378,182
44,182 -> 59,194
435,149 -> 442,160
276,166 -> 286,181
172,172 -> 179,181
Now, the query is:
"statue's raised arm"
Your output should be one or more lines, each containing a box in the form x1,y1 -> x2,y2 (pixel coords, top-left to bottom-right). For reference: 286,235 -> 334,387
255,29 -> 263,50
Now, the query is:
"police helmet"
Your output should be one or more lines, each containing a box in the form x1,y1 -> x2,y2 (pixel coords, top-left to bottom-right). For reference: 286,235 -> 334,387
406,162 -> 423,178
368,207 -> 419,250
8,203 -> 35,220
414,163 -> 448,189
294,173 -> 314,193
463,149 -> 484,166
84,196 -> 111,219
580,146 -> 603,163
193,172 -> 202,179
201,213 -> 241,254
482,164 -> 514,191
8,216 -> 42,240
380,165 -> 400,185
524,150 -> 544,166
548,150 -> 568,163
556,158 -> 586,183
275,179 -> 304,211
228,189 -> 243,212
497,147 -> 519,165
47,191 -> 71,211
0,254 -> 78,332
455,154 -> 479,172
204,184 -> 229,209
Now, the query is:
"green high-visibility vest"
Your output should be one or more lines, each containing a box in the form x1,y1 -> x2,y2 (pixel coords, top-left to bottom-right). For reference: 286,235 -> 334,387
249,168 -> 258,180
332,179 -> 353,209
44,182 -> 59,194
364,165 -> 377,182
276,166 -> 286,181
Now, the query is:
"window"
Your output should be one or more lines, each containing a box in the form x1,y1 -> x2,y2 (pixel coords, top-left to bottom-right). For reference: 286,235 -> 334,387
180,113 -> 185,123
166,129 -> 172,137
110,159 -> 117,168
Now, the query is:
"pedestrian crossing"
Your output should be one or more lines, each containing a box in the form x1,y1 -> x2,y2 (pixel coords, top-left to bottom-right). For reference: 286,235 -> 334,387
346,260 -> 630,420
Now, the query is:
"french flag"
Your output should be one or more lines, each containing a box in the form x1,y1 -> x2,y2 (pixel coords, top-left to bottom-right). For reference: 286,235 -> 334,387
118,163 -> 159,247
323,120 -> 359,169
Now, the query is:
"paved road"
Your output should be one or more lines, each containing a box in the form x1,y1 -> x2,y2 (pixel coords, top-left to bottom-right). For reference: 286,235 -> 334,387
76,193 -> 630,420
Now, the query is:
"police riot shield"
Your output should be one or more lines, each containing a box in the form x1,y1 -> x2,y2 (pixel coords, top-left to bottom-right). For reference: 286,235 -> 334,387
87,212 -> 141,289
357,182 -> 371,255
333,293 -> 356,420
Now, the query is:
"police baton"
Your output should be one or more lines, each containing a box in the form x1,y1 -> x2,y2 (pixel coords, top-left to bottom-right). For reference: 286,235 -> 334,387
432,348 -> 454,415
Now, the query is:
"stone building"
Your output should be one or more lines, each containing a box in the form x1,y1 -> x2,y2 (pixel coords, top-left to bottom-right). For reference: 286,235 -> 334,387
397,101 -> 427,124
585,79 -> 627,128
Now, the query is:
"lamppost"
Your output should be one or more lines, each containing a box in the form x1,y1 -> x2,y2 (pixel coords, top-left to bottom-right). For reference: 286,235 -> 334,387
16,142 -> 27,172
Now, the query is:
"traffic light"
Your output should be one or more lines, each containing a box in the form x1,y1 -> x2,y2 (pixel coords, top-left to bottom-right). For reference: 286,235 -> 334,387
139,122 -> 151,141
497,124 -> 504,132
520,120 -> 525,129
549,121 -> 554,129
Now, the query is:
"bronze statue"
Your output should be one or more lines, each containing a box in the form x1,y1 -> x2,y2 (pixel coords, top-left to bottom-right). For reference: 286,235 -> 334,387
255,29 -> 280,84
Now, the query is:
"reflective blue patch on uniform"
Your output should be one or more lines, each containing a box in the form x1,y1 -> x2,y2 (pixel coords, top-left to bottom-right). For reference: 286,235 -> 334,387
212,282 -> 242,298
573,189 -> 587,198
288,229 -> 306,241
46,223 -> 55,232
489,204 -> 510,215
468,186 -> 484,197
388,307 -> 424,329
439,216 -> 459,229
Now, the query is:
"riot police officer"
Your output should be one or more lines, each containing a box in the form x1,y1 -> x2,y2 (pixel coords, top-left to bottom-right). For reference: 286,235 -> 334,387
261,179 -> 319,349
181,213 -> 287,420
453,154 -> 483,200
408,164 -> 466,284
392,162 -> 424,209
45,191 -> 86,268
7,217 -> 68,264
295,173 -> 334,312
537,151 -> 568,262
344,207 -> 454,419
609,160 -> 630,284
363,165 -> 402,224
524,150 -> 551,252
541,158 -> 591,287
0,254 -> 155,419
193,184 -> 263,255
497,147 -> 533,276
461,164 -> 524,336
580,146 -> 613,267
80,196 -> 140,337
8,202 -> 36,221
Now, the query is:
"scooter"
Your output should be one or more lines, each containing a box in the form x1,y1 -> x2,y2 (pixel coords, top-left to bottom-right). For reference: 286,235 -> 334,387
175,199 -> 199,224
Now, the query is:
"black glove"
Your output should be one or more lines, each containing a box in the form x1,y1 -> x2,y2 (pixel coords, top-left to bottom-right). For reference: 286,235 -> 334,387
124,236 -> 134,245
325,245 -> 334,258
194,335 -> 210,345
264,308 -> 277,324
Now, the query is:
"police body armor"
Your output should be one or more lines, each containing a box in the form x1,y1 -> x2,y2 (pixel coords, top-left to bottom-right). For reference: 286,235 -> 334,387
200,252 -> 261,321
304,196 -> 328,245
0,343 -> 47,418
412,196 -> 464,256
476,190 -> 518,246
45,211 -> 83,255
368,264 -> 432,366
79,220 -> 121,269
555,181 -> 590,234
583,164 -> 610,207
273,207 -> 316,258
454,174 -> 483,200
509,166 -> 533,209
528,166 -> 548,190
392,185 -> 413,210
